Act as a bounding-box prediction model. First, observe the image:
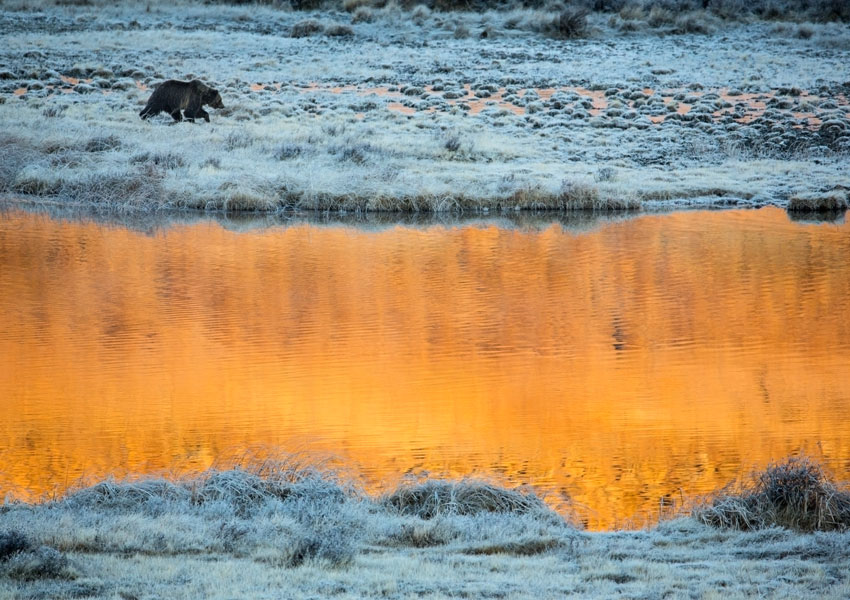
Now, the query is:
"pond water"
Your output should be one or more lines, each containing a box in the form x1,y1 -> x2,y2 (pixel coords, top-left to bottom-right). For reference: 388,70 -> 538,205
1,207 -> 849,529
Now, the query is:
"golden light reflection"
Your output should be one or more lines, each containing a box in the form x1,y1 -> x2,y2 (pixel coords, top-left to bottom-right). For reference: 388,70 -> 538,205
1,208 -> 849,528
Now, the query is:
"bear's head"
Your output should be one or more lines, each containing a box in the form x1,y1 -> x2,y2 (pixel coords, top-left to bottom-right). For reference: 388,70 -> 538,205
203,88 -> 224,109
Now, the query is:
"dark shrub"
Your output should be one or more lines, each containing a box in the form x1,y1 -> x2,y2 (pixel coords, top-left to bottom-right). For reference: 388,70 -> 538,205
0,531 -> 31,561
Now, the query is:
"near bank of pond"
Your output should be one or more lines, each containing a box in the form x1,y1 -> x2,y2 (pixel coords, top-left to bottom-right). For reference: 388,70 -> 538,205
1,206 -> 848,529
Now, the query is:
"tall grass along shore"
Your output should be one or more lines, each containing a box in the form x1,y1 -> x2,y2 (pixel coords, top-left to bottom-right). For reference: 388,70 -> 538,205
1,455 -> 849,598
1,0 -> 849,213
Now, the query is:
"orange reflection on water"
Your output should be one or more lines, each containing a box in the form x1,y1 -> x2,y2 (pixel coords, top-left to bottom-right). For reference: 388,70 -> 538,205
0,208 -> 849,528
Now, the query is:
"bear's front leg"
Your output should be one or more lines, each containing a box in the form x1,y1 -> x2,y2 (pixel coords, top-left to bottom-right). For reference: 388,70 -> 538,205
184,100 -> 202,123
170,109 -> 183,122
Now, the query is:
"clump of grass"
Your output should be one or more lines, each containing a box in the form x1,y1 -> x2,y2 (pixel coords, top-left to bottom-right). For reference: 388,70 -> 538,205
131,151 -> 185,169
42,105 -> 68,118
673,11 -> 716,34
443,134 -> 461,153
10,453 -> 365,567
275,143 -> 305,160
281,520 -> 358,567
647,5 -> 675,27
463,536 -> 562,556
694,457 -> 850,532
595,166 -> 616,182
382,479 -> 550,519
224,131 -> 255,151
58,169 -> 165,207
0,135 -> 40,192
385,519 -> 457,547
12,168 -> 62,196
84,135 -> 121,153
411,3 -> 431,24
453,22 -> 470,38
64,479 -> 191,512
1,546 -> 77,581
533,7 -> 589,39
290,19 -> 324,37
331,142 -> 376,164
351,6 -> 374,22
787,190 -> 849,212
557,179 -> 599,209
560,180 -> 640,210
325,23 -> 354,37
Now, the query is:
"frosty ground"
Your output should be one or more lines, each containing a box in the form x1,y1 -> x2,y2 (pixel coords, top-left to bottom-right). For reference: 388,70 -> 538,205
1,1 -> 849,212
2,458 -> 849,599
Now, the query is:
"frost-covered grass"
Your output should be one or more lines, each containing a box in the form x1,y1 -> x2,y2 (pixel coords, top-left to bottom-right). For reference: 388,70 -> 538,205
0,1 -> 848,212
1,456 -> 849,599
695,457 -> 850,532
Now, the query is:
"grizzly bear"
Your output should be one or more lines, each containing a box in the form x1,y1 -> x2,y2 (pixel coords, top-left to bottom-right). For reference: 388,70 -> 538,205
139,79 -> 224,123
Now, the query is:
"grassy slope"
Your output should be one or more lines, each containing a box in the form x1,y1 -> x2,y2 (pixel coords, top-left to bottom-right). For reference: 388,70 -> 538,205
0,2 -> 848,211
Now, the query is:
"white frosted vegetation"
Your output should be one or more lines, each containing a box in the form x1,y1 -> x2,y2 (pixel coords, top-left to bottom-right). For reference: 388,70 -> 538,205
0,2 -> 849,212
1,458 -> 849,599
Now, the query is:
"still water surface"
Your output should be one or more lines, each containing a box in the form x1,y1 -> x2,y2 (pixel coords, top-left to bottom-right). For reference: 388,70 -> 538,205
1,207 -> 849,529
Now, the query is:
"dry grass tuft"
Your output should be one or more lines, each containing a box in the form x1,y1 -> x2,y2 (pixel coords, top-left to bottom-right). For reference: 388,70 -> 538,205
290,19 -> 324,37
694,456 -> 850,532
64,479 -> 191,511
787,190 -> 849,212
64,452 -> 356,515
463,536 -> 562,556
531,7 -> 589,39
557,180 -> 640,210
0,135 -> 41,193
382,479 -> 550,519
325,23 -> 354,36
1,546 -> 77,582
59,169 -> 166,208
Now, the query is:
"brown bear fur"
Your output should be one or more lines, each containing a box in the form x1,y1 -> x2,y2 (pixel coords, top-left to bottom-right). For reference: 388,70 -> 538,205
139,79 -> 224,123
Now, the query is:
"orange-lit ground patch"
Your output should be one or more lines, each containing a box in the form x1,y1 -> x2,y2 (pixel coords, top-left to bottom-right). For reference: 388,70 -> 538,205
274,83 -> 842,127
1,208 -> 849,528
386,101 -> 416,115
13,79 -> 846,129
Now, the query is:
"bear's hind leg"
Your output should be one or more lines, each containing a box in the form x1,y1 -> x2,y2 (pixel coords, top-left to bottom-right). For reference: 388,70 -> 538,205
170,109 -> 183,122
